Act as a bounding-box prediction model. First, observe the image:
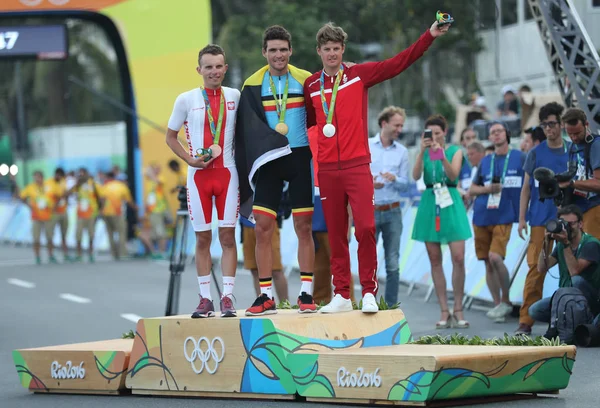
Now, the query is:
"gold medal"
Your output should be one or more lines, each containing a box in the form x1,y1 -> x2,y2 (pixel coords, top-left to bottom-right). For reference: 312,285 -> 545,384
275,123 -> 289,135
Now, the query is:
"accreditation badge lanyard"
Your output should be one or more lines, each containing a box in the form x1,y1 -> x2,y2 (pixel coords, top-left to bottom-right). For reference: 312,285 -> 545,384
269,73 -> 289,135
487,149 -> 511,209
572,147 -> 589,198
431,153 -> 453,232
197,87 -> 225,161
319,66 -> 343,137
36,184 -> 48,210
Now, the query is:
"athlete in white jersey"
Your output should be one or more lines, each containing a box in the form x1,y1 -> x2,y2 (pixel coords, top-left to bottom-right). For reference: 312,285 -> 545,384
166,44 -> 241,319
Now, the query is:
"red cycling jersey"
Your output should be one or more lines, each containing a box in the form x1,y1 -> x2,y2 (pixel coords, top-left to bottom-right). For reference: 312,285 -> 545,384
304,30 -> 434,171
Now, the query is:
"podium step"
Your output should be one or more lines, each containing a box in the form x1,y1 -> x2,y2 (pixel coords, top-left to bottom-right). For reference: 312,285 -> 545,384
126,309 -> 412,397
13,339 -> 133,395
286,344 -> 576,404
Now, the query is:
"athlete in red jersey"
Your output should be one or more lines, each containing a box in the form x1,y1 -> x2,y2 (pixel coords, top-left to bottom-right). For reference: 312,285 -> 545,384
166,44 -> 241,319
304,19 -> 450,314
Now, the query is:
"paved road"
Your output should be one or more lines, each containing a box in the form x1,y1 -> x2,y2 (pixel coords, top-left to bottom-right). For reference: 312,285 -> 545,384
0,245 -> 597,408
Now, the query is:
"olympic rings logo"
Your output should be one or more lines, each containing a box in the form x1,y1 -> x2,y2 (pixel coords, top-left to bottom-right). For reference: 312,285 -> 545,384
183,336 -> 225,374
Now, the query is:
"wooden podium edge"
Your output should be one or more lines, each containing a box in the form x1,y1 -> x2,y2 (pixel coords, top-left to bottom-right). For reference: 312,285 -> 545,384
305,391 -> 561,406
132,389 -> 295,400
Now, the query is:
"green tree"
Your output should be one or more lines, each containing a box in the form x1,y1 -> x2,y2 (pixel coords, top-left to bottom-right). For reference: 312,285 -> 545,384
214,0 -> 484,130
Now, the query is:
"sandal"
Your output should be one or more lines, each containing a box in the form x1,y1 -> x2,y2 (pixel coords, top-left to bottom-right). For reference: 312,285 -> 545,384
436,310 -> 451,329
452,309 -> 470,329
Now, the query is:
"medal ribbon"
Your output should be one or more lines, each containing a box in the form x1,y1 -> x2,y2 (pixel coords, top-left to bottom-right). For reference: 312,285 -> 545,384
269,73 -> 289,124
319,66 -> 343,125
200,86 -> 225,145
489,149 -> 512,184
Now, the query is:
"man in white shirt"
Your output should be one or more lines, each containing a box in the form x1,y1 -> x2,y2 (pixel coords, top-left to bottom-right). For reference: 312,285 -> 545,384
369,106 -> 410,306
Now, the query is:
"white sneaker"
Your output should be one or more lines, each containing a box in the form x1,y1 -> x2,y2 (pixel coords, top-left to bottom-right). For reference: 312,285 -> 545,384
487,302 -> 512,319
320,294 -> 353,314
361,293 -> 379,313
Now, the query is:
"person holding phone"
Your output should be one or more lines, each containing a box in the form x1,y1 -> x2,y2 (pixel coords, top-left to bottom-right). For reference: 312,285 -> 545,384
412,114 -> 472,329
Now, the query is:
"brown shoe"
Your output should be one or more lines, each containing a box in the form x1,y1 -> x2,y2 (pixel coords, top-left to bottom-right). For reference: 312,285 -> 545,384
515,323 -> 532,336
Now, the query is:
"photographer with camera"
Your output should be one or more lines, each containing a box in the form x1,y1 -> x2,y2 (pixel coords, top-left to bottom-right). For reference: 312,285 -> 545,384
531,205 -> 600,323
557,108 -> 600,239
515,102 -> 569,335
469,122 -> 525,322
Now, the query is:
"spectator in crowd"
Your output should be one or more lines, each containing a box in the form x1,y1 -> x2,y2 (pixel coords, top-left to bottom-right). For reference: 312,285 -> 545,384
516,102 -> 568,335
68,168 -> 101,263
469,122 -> 525,322
412,114 -> 472,329
112,165 -> 127,182
558,108 -> 600,239
47,168 -> 71,262
167,159 -> 187,193
460,127 -> 478,149
496,85 -> 519,118
533,205 -> 600,322
520,126 -> 546,153
99,171 -> 137,260
145,163 -> 169,258
369,106 -> 410,306
18,171 -> 57,264
460,141 -> 486,207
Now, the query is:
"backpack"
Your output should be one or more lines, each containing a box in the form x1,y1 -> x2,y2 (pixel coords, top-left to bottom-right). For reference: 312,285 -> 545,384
545,287 -> 595,344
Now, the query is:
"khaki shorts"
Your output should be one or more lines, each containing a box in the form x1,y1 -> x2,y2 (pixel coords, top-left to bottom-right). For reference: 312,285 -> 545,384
32,220 -> 52,244
583,205 -> 600,240
473,224 -> 512,260
51,213 -> 68,236
149,212 -> 167,240
76,217 -> 96,242
242,225 -> 282,271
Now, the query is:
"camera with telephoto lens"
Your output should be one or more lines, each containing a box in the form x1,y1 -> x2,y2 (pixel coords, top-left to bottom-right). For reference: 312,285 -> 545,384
533,161 -> 578,207
545,218 -> 573,241
177,185 -> 187,211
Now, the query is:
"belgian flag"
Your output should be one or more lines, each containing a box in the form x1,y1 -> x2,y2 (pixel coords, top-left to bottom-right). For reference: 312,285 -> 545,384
234,64 -> 312,222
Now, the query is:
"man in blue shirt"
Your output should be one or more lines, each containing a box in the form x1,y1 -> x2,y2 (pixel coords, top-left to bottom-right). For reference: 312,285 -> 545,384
469,122 -> 526,322
516,102 -> 568,335
558,108 -> 600,240
369,106 -> 410,306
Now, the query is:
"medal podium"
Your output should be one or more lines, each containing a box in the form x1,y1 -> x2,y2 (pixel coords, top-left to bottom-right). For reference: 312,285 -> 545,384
13,309 -> 576,405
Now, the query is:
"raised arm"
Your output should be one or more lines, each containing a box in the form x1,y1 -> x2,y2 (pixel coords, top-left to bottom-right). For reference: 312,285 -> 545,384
354,21 -> 448,88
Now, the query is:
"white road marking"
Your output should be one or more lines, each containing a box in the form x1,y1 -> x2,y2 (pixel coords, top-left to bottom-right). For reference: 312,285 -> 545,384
0,259 -> 36,268
7,278 -> 36,288
59,293 -> 91,304
120,313 -> 142,323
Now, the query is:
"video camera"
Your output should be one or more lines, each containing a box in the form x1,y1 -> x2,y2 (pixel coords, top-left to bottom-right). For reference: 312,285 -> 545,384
176,185 -> 187,212
533,161 -> 578,207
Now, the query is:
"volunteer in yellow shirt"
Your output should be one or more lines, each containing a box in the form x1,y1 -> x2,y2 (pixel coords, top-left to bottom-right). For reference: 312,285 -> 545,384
18,171 -> 57,264
68,168 -> 100,263
46,168 -> 70,261
145,164 -> 169,257
99,171 -> 137,260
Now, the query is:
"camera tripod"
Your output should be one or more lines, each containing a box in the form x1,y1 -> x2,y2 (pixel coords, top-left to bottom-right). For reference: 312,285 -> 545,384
164,190 -> 221,316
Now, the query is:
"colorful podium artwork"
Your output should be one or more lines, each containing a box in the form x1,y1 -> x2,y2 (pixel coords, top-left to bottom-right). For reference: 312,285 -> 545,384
13,339 -> 133,395
13,310 -> 576,405
125,310 -> 412,397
